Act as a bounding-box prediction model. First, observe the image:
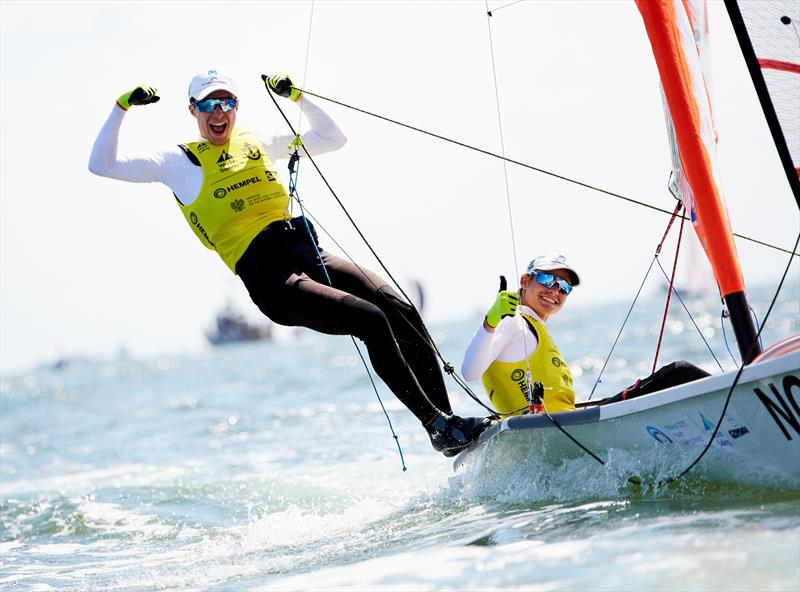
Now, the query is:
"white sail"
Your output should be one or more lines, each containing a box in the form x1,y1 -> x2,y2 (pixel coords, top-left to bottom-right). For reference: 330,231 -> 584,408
736,0 -> 800,177
661,0 -> 718,298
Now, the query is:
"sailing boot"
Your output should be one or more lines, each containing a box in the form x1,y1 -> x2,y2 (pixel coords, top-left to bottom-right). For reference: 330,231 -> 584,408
426,413 -> 492,457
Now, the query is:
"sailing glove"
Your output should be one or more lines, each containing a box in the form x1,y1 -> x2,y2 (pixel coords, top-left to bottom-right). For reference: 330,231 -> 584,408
116,85 -> 160,111
265,73 -> 303,102
485,275 -> 518,328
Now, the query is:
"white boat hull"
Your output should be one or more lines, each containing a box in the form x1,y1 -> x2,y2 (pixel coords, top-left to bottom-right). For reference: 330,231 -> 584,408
453,351 -> 800,489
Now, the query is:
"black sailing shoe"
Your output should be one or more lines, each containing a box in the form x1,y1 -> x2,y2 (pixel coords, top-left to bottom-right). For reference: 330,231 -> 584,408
427,413 -> 492,457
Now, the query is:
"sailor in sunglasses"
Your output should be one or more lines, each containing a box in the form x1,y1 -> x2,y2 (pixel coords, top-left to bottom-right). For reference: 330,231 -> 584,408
462,253 -> 710,416
462,254 -> 581,417
89,69 -> 490,457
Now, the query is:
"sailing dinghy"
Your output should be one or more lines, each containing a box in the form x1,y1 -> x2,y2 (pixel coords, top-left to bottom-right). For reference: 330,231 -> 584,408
453,0 -> 800,488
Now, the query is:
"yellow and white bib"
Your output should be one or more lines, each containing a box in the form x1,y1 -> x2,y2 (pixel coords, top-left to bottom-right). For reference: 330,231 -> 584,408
481,314 -> 575,416
177,128 -> 291,273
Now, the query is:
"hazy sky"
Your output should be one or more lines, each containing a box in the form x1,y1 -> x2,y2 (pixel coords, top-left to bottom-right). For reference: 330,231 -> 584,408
1,1 -> 798,375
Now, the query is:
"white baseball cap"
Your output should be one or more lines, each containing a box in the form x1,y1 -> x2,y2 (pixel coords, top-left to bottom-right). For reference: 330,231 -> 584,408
526,253 -> 581,286
188,69 -> 238,102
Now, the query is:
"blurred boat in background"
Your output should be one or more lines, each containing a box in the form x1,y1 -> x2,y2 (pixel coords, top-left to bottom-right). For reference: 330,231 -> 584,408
206,301 -> 272,346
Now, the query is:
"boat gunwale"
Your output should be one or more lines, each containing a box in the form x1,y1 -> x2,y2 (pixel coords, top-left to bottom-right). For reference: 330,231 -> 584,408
452,346 -> 799,469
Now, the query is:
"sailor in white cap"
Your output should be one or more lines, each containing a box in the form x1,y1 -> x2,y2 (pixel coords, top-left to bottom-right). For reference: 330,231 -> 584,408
461,253 -> 581,417
462,253 -> 710,415
89,70 -> 490,457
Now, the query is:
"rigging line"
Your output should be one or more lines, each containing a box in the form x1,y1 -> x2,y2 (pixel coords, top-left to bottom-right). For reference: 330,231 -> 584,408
296,0 -> 316,130
551,225 -> 798,483
533,377 -> 606,465
586,255 -> 656,401
785,14 -> 800,46
720,304 -> 766,366
263,78 -> 420,317
664,228 -> 800,484
543,411 -> 606,465
720,310 -> 740,366
749,306 -> 764,351
350,333 -> 408,471
653,259 -> 725,372
294,199 -> 501,417
276,94 -> 491,396
294,87 -> 799,258
484,1 -> 522,286
499,390 -> 606,465
487,0 -> 524,16
261,76 -> 488,409
288,155 -> 407,472
587,202 -> 683,400
485,0 -> 540,412
652,214 -> 686,373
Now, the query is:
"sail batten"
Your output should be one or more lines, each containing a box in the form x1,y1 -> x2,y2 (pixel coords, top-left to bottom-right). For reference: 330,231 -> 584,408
758,58 -> 800,75
725,0 -> 800,204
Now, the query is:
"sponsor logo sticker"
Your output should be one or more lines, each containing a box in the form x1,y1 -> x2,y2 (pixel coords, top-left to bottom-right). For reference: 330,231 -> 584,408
646,426 -> 673,444
728,426 -> 750,439
243,143 -> 262,160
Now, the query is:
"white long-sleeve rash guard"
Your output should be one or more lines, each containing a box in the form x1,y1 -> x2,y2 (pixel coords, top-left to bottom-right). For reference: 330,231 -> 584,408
460,304 -> 544,382
88,96 -> 346,205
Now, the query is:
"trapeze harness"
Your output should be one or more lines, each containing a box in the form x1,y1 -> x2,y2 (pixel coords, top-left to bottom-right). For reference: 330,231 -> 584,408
176,127 -> 291,273
481,314 -> 576,417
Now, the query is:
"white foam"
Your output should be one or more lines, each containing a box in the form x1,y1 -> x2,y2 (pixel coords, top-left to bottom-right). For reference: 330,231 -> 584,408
241,496 -> 402,550
2,463 -> 188,496
77,498 -> 176,538
0,540 -> 24,553
256,539 -> 574,591
27,543 -> 84,556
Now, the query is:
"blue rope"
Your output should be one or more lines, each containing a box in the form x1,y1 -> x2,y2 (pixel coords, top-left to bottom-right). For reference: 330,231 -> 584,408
288,153 -> 407,471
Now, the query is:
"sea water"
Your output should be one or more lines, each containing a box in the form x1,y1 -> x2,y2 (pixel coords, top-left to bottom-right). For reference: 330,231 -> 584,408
2,283 -> 799,591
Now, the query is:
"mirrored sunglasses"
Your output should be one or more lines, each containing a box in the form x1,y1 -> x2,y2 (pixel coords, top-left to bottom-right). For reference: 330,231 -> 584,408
193,97 -> 238,113
532,272 -> 573,295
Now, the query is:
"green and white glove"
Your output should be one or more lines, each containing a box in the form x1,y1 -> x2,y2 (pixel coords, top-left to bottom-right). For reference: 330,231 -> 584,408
265,73 -> 303,102
485,275 -> 519,328
116,85 -> 160,111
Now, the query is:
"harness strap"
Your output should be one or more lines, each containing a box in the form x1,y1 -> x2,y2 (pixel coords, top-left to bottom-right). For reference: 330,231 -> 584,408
178,144 -> 201,166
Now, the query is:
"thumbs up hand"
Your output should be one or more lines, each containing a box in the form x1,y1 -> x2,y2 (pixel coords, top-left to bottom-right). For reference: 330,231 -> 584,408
484,275 -> 518,329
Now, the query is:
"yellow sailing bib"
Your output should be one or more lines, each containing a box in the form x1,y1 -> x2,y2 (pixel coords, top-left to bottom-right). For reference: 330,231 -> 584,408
481,314 -> 575,416
178,128 -> 291,273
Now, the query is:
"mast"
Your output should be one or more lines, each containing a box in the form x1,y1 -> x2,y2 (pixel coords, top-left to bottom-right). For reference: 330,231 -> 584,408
636,0 -> 761,363
724,0 -> 800,209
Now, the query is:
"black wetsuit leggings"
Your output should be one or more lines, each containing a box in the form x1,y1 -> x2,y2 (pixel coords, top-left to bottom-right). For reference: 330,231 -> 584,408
236,217 -> 450,424
599,360 -> 711,405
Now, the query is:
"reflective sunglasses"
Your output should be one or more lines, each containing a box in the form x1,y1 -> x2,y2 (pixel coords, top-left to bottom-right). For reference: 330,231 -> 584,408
531,271 -> 573,295
193,97 -> 238,113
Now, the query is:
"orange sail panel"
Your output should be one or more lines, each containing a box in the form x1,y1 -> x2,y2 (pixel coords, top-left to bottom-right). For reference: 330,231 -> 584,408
636,0 -> 745,298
